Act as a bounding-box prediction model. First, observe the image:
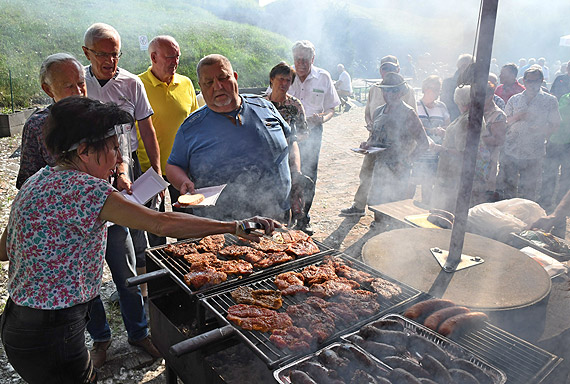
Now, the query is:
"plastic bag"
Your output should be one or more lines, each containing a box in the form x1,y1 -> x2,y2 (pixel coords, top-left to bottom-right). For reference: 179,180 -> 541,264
519,246 -> 567,278
467,198 -> 546,243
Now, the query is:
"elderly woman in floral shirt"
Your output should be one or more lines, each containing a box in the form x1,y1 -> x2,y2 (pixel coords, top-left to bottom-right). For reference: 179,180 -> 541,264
0,97 -> 277,384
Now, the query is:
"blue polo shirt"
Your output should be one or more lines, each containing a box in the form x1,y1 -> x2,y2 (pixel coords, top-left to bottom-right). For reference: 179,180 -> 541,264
168,95 -> 292,220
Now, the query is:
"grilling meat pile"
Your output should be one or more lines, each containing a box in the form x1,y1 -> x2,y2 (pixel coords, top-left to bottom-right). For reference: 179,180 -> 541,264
164,231 -> 320,290
341,318 -> 498,384
226,256 -> 404,353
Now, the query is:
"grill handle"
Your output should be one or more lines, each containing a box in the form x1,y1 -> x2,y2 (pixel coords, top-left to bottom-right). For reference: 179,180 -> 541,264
125,269 -> 170,287
169,325 -> 236,357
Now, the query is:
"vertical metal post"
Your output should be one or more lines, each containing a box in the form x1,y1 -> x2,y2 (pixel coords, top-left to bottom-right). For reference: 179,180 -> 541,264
444,0 -> 499,271
9,69 -> 15,113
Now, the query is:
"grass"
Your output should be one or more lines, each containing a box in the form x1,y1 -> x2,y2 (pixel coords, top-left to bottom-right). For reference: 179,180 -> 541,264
0,0 -> 292,109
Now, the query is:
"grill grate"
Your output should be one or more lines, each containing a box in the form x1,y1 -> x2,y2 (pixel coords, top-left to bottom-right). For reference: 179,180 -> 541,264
200,251 -> 423,369
144,235 -> 333,298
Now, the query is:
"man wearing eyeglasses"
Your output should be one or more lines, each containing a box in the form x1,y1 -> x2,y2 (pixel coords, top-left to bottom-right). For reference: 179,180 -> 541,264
498,67 -> 560,202
364,55 -> 417,133
81,22 -> 161,366
287,40 -> 340,235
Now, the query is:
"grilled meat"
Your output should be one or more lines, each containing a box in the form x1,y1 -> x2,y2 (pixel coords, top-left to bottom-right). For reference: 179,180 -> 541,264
196,234 -> 226,253
369,278 -> 402,300
254,252 -> 294,268
227,304 -> 292,332
217,244 -> 266,262
302,264 -> 338,285
183,261 -> 227,289
309,277 -> 361,298
304,296 -> 358,327
274,271 -> 309,295
231,286 -> 282,309
332,290 -> 380,318
183,252 -> 218,264
164,242 -> 199,258
287,301 -> 337,343
270,326 -> 315,352
242,237 -> 290,252
287,239 -> 320,257
209,259 -> 254,275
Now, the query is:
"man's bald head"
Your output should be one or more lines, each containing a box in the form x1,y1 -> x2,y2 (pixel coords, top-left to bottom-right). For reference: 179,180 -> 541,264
148,35 -> 180,83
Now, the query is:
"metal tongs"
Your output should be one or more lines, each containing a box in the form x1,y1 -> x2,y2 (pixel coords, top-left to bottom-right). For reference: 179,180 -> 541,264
240,221 -> 288,243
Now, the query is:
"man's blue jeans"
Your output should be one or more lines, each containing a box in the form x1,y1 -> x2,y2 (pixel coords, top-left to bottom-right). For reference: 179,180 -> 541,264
86,225 -> 148,342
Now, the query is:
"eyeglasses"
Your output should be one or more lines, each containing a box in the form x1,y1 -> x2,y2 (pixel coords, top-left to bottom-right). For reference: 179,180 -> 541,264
83,47 -> 122,59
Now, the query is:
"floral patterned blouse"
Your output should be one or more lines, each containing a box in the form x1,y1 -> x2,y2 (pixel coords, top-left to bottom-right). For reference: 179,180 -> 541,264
264,93 -> 308,139
16,107 -> 57,189
7,167 -> 115,309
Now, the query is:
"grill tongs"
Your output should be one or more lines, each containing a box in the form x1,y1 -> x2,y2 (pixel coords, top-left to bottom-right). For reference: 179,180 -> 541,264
240,220 -> 288,243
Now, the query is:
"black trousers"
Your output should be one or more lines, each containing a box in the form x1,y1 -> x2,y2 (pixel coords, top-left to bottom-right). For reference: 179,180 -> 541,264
1,298 -> 96,384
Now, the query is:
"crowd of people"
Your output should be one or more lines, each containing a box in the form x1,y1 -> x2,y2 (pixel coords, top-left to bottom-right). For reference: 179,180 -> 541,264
1,19 -> 570,383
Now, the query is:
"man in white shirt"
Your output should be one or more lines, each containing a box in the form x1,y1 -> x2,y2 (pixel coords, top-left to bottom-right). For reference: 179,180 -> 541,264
288,40 -> 340,234
81,22 -> 161,366
335,63 -> 353,112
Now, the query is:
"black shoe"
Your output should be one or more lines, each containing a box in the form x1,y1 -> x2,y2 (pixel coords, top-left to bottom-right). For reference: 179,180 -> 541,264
340,205 -> 365,217
296,221 -> 314,236
90,340 -> 112,369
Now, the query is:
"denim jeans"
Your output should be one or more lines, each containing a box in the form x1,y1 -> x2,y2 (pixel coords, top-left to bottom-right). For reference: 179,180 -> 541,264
86,225 -> 148,342
1,298 -> 96,384
298,123 -> 323,223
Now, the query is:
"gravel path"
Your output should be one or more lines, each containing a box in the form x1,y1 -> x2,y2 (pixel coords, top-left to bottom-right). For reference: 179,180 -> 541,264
0,105 -> 375,383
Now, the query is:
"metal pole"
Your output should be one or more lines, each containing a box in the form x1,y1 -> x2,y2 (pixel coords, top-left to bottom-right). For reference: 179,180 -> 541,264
444,0 -> 499,271
9,69 -> 15,113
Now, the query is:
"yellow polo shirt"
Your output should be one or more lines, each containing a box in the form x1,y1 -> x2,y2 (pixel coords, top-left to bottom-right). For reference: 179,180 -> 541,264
137,68 -> 199,174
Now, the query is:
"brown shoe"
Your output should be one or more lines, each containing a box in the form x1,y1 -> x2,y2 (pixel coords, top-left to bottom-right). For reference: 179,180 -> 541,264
128,336 -> 161,358
90,340 -> 111,369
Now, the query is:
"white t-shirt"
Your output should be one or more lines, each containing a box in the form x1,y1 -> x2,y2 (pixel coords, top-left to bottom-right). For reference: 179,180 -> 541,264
337,70 -> 353,93
289,65 -> 340,117
85,66 -> 154,150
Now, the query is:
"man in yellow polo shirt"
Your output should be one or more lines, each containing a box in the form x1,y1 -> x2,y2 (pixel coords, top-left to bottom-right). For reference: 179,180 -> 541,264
138,35 -> 199,247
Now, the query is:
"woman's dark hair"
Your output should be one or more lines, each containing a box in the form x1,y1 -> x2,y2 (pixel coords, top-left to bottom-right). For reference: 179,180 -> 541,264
44,96 -> 133,164
269,61 -> 296,83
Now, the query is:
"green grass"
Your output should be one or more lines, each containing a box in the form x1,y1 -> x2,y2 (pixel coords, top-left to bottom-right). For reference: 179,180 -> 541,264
0,0 -> 292,108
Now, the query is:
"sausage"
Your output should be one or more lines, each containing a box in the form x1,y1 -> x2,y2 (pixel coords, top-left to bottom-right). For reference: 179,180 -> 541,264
359,328 -> 408,350
383,356 -> 430,379
448,368 -> 480,384
419,354 -> 452,384
427,214 -> 453,229
350,369 -> 378,384
299,361 -> 341,382
371,319 -> 405,332
423,306 -> 471,331
347,334 -> 366,344
337,344 -> 380,374
437,312 -> 489,337
406,334 -> 451,367
386,368 -> 422,384
450,359 -> 493,384
418,379 -> 438,384
359,340 -> 397,359
289,370 -> 318,384
317,349 -> 350,377
375,378 -> 392,384
403,299 -> 456,322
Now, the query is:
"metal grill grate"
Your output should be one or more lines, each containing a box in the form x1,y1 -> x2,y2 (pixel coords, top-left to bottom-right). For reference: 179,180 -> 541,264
144,235 -> 333,297
200,252 -> 423,369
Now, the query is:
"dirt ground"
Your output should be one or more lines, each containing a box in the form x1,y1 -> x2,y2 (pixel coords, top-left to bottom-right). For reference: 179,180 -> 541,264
0,104 -> 377,383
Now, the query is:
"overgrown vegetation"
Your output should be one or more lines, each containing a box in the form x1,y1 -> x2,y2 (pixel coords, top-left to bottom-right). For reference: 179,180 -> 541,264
0,0 -> 292,109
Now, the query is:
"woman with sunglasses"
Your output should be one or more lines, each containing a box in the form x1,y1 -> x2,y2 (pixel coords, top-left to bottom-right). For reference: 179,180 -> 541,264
0,96 -> 277,384
341,72 -> 428,216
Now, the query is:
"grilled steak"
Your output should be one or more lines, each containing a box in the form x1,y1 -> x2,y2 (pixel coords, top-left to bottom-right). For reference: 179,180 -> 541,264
183,252 -> 218,264
217,244 -> 266,263
183,261 -> 227,289
275,271 -> 305,290
309,277 -> 361,298
231,286 -> 282,309
164,242 -> 199,258
287,301 -> 337,343
270,326 -> 315,352
227,304 -> 292,332
302,264 -> 338,285
254,252 -> 294,268
369,278 -> 402,300
304,296 -> 358,327
196,234 -> 226,253
286,239 -> 320,257
332,290 -> 380,318
242,237 -> 290,252
208,259 -> 254,275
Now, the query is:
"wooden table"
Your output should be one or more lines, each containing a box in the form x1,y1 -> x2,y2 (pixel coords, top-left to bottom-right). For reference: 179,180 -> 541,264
368,199 -> 430,228
362,228 -> 552,339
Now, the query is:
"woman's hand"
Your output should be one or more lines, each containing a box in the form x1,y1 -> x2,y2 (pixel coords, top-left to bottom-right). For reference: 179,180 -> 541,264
235,217 -> 282,241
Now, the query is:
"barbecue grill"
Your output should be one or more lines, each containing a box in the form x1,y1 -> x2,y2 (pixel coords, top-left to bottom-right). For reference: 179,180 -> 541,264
134,237 -> 562,383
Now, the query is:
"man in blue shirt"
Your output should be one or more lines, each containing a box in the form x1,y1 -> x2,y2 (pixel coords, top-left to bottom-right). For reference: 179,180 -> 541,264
166,54 -> 301,221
